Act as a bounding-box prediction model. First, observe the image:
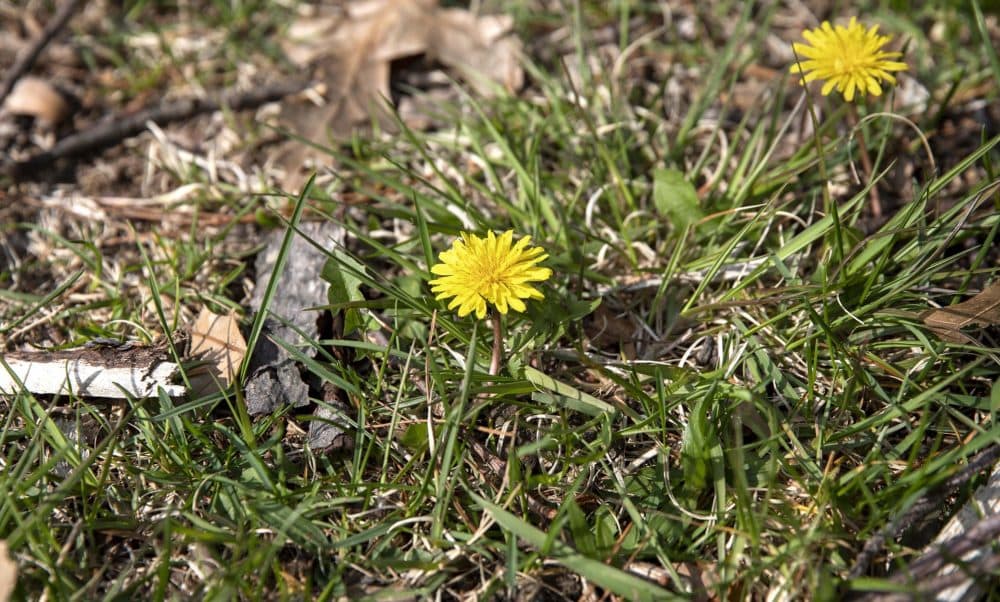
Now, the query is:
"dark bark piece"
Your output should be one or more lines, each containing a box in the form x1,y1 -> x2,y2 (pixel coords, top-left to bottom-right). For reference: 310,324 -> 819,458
849,444 -> 1000,580
4,341 -> 169,368
307,382 -> 353,451
250,221 -> 340,351
244,221 -> 343,415
244,322 -> 310,415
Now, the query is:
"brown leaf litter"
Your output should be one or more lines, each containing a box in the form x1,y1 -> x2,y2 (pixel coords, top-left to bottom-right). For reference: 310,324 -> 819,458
187,308 -> 247,397
0,540 -> 17,602
923,281 -> 1000,344
277,0 -> 523,181
2,76 -> 71,126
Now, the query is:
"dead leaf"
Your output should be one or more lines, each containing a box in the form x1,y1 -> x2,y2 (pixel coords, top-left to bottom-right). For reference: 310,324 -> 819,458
277,0 -> 523,181
286,1 -> 433,67
430,9 -> 523,94
0,541 -> 16,602
923,282 -> 1000,343
585,303 -> 640,359
672,561 -> 719,601
188,308 -> 247,397
3,76 -> 70,125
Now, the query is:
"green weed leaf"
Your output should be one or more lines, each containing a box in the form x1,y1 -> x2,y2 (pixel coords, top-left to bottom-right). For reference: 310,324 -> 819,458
653,168 -> 703,231
469,490 -> 678,601
681,395 -> 715,498
321,249 -> 367,334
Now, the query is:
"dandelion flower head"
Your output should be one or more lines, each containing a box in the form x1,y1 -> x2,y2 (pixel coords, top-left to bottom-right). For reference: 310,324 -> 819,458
790,17 -> 908,102
429,230 -> 552,319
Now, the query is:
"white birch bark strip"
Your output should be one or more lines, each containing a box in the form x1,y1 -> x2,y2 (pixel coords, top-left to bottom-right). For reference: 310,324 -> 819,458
0,356 -> 185,398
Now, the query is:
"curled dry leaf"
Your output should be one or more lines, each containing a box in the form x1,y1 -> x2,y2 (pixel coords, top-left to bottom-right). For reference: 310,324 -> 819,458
923,282 -> 1000,343
278,0 -> 523,157
188,308 -> 247,397
3,76 -> 70,125
0,541 -> 15,602
431,8 -> 522,94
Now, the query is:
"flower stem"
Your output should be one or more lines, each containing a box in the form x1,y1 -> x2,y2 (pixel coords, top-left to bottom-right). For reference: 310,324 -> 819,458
489,313 -> 503,377
849,104 -> 882,218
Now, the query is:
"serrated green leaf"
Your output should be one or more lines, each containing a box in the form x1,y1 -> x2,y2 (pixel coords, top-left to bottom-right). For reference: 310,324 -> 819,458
321,249 -> 367,334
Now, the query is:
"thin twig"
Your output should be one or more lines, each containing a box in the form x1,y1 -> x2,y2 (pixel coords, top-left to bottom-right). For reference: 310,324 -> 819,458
849,444 -> 1000,578
4,79 -> 309,180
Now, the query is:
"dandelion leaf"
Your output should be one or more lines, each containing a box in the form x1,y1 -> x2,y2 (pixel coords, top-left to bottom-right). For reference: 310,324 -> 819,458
321,249 -> 367,334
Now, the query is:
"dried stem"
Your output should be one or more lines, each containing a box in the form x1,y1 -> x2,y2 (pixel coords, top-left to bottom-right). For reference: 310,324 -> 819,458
849,104 -> 883,218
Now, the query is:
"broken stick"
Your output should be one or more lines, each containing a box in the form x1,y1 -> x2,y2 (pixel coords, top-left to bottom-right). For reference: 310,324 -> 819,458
5,78 -> 310,180
0,344 -> 185,398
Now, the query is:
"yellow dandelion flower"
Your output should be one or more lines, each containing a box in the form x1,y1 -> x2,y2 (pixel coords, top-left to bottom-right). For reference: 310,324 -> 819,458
790,17 -> 908,102
429,230 -> 552,320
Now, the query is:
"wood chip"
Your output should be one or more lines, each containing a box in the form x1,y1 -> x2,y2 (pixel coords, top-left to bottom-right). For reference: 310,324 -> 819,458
926,461 -> 1000,601
245,221 -> 342,415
